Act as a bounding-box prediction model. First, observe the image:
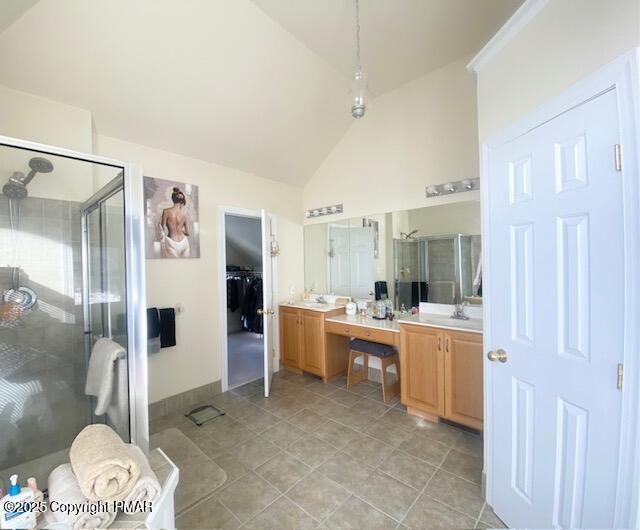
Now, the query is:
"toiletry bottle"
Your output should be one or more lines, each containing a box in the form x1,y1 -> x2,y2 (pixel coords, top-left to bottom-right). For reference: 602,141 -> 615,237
26,478 -> 43,519
0,475 -> 36,529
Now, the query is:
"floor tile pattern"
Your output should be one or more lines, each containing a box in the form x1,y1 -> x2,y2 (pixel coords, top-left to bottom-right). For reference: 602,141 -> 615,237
150,370 -> 503,529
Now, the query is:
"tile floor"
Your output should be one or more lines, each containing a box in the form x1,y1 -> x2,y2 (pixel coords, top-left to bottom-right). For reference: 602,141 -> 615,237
150,370 -> 505,529
227,332 -> 263,388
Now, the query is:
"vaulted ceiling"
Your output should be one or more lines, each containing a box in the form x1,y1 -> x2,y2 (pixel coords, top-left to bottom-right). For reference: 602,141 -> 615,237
0,0 -> 521,186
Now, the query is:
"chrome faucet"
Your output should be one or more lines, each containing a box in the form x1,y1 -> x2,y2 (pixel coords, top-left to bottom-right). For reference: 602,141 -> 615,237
451,302 -> 469,320
316,294 -> 327,304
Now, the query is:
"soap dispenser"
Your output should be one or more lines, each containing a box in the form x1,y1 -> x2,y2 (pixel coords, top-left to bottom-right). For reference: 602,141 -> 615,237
0,474 -> 36,529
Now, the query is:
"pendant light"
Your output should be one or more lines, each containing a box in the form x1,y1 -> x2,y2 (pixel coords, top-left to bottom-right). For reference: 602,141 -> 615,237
351,0 -> 369,119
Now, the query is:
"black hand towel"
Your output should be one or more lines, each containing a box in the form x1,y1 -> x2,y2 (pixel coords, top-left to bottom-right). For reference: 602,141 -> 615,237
159,307 -> 176,348
147,308 -> 160,339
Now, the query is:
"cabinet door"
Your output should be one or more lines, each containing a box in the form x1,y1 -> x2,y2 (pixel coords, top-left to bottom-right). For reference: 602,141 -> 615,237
301,310 -> 324,376
400,324 -> 445,416
280,308 -> 301,368
444,330 -> 483,430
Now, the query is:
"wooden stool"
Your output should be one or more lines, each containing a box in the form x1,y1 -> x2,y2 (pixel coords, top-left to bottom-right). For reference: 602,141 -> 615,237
347,338 -> 400,404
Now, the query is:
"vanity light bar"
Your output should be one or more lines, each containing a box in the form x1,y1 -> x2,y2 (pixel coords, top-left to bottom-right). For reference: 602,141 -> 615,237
305,203 -> 344,218
426,177 -> 480,198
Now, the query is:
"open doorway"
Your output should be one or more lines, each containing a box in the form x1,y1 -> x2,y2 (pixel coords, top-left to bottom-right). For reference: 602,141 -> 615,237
224,213 -> 264,388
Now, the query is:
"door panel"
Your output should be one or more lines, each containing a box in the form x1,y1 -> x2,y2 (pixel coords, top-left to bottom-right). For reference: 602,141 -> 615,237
280,308 -> 300,368
487,89 -> 623,528
400,325 -> 444,415
444,331 -> 483,430
301,311 -> 324,376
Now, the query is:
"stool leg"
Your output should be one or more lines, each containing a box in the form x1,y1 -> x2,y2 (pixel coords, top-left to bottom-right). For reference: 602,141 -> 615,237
347,351 -> 367,388
347,350 -> 356,388
381,357 -> 389,403
381,355 -> 401,404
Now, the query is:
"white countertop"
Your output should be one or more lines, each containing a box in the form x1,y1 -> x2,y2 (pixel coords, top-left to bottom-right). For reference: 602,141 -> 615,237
326,313 -> 401,332
397,313 -> 483,334
326,312 -> 483,334
280,302 -> 345,313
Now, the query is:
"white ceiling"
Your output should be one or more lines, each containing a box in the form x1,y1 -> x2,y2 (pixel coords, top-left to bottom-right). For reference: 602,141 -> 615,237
0,0 -> 520,186
251,0 -> 522,95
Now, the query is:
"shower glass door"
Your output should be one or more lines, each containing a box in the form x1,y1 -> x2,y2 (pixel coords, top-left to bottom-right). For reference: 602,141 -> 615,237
81,175 -> 129,440
0,139 -> 146,487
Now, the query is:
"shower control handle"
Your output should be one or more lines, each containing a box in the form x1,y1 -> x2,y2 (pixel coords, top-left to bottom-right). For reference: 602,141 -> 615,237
257,308 -> 275,316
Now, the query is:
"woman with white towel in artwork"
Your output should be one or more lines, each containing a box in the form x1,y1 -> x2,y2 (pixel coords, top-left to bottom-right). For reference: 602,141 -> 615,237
143,176 -> 200,260
159,186 -> 191,258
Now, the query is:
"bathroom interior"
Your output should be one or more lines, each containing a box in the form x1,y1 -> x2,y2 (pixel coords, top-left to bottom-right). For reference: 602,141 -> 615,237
0,0 -> 639,529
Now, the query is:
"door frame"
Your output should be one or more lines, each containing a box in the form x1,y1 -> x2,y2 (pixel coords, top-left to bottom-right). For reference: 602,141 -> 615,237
0,134 -> 148,452
218,206 -> 279,392
480,48 -> 640,527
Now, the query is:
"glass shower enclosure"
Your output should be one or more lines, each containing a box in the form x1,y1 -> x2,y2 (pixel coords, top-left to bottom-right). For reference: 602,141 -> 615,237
394,234 -> 481,309
0,136 -> 147,487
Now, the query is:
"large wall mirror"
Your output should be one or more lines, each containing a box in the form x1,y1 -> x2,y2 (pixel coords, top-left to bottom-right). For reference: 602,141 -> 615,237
303,200 -> 482,308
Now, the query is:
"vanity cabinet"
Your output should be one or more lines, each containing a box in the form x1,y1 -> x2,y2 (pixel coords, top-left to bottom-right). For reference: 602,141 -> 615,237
400,325 -> 445,419
279,305 -> 348,381
280,306 -> 302,368
400,324 -> 483,430
443,330 -> 484,430
301,310 -> 324,375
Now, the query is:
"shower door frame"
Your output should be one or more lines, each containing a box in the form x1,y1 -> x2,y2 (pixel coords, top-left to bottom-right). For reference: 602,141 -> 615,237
0,134 -> 149,452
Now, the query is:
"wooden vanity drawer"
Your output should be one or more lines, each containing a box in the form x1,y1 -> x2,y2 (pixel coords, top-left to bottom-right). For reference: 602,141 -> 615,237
325,320 -> 399,346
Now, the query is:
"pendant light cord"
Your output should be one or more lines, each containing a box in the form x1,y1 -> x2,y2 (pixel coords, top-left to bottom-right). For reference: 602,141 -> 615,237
355,0 -> 362,72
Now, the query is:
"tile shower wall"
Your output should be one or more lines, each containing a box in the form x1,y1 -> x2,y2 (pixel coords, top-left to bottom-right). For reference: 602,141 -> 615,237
0,195 -> 89,472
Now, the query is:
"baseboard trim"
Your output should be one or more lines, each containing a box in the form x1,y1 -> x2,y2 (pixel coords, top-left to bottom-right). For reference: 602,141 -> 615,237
149,380 -> 223,420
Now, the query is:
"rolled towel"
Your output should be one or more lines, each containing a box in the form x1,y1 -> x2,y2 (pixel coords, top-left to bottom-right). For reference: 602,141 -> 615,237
70,424 -> 140,501
122,444 -> 161,513
48,464 -> 116,530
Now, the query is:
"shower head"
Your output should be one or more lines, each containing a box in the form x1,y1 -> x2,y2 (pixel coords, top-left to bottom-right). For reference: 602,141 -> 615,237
22,157 -> 54,186
401,229 -> 419,240
3,157 -> 54,198
3,172 -> 28,200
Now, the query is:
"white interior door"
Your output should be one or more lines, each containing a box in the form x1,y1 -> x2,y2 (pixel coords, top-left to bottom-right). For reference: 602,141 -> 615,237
261,210 -> 275,397
328,225 -> 350,295
349,225 -> 375,299
486,89 -> 625,528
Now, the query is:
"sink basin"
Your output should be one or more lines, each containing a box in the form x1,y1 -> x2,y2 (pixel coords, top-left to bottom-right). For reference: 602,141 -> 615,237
297,301 -> 328,309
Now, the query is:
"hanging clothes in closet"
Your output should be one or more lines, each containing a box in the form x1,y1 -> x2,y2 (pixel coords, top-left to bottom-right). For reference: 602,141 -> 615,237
241,276 -> 263,334
226,270 -> 263,334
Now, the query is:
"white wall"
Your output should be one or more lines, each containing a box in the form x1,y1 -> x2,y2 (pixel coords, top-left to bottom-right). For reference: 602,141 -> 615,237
476,0 -> 640,140
0,84 -> 92,153
94,135 -> 304,403
407,200 -> 481,237
0,84 -> 98,202
303,56 -> 479,222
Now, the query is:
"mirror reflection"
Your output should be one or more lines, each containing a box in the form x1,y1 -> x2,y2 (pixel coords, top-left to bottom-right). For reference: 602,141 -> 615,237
304,200 -> 481,308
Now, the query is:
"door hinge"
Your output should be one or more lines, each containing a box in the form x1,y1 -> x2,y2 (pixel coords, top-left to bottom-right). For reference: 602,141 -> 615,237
614,144 -> 622,172
617,363 -> 624,390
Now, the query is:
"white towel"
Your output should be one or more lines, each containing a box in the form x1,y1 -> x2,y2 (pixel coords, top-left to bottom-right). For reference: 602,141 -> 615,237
48,464 -> 116,530
70,424 -> 140,502
106,356 -> 129,435
85,338 -> 126,416
122,444 -> 161,514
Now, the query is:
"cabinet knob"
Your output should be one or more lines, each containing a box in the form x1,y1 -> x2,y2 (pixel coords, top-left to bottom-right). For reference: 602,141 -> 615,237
487,349 -> 508,363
